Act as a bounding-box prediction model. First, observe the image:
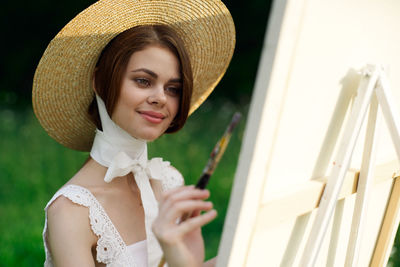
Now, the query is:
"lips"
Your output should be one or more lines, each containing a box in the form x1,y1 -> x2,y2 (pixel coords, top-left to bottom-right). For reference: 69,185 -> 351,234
138,110 -> 165,124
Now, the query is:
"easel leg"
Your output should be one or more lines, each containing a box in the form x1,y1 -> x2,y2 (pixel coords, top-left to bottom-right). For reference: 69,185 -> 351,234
376,72 -> 400,159
370,176 -> 400,267
300,67 -> 380,267
345,95 -> 381,267
368,69 -> 400,267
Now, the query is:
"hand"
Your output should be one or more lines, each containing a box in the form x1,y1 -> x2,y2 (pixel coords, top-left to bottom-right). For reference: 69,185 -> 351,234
152,185 -> 217,267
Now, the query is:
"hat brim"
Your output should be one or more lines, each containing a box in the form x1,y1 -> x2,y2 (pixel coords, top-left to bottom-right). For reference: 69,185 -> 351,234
32,0 -> 235,151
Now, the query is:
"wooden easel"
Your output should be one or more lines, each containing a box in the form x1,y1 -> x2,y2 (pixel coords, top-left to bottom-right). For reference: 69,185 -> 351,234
300,65 -> 400,267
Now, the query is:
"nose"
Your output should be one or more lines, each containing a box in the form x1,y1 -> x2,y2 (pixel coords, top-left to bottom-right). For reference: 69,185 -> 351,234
148,86 -> 167,106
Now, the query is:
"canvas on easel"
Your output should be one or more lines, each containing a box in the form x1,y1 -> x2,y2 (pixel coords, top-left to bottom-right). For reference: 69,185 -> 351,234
216,0 -> 400,266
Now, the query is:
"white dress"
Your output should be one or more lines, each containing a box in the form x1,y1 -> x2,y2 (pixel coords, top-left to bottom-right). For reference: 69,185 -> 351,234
43,171 -> 183,267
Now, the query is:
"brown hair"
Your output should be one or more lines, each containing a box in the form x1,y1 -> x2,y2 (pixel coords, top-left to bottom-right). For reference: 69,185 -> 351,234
88,24 -> 193,133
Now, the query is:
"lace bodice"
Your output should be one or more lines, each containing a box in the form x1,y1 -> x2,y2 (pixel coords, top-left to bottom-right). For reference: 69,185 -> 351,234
43,169 -> 183,267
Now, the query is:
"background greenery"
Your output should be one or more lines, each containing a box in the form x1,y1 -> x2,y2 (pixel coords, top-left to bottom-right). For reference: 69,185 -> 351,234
1,0 -> 400,266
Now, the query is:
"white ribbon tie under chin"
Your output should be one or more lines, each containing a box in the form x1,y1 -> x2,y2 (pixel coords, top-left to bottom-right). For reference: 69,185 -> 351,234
90,94 -> 168,267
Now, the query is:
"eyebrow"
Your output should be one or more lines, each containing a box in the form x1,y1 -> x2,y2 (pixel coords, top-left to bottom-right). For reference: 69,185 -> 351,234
132,68 -> 157,78
131,68 -> 182,83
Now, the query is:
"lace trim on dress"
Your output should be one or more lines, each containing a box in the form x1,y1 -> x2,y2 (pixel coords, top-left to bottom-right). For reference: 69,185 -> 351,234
43,167 -> 183,267
44,184 -> 136,267
161,166 -> 184,191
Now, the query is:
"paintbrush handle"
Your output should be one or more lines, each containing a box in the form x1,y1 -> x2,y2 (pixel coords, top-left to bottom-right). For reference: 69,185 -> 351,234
158,112 -> 242,267
196,112 -> 242,189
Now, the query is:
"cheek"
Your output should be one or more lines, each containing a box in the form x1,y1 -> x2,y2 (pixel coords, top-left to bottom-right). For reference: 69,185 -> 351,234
112,90 -> 136,122
119,86 -> 144,108
120,85 -> 135,101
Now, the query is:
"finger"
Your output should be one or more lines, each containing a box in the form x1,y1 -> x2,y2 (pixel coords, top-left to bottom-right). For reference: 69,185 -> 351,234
165,200 -> 213,222
177,209 -> 217,235
180,209 -> 200,222
190,209 -> 201,217
166,188 -> 209,203
160,188 -> 210,211
161,185 -> 195,200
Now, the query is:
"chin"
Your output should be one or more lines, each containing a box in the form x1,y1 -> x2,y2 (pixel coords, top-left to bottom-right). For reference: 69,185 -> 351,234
133,130 -> 165,142
141,134 -> 159,142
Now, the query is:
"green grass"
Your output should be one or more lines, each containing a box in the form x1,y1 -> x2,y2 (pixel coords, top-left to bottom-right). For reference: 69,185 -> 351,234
0,108 -> 89,266
0,99 -> 246,265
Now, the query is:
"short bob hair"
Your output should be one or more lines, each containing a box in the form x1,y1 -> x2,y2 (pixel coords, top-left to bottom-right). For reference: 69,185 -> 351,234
89,24 -> 193,133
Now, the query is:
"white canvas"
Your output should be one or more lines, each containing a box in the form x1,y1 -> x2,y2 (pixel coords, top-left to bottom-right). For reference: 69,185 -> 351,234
217,0 -> 400,266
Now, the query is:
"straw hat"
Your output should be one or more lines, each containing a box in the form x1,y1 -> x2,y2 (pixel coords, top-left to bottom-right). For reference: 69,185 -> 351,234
32,0 -> 235,151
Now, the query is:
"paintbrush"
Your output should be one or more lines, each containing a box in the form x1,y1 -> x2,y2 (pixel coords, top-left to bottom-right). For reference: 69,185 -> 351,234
195,111 -> 242,189
158,112 -> 242,267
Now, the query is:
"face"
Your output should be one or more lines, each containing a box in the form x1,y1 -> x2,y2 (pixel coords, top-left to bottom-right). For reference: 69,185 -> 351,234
112,45 -> 181,141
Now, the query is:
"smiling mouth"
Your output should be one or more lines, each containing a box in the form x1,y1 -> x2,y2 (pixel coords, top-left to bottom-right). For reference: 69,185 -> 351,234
138,111 -> 165,124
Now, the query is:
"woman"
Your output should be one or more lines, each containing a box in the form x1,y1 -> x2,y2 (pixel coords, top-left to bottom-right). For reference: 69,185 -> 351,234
33,1 -> 235,266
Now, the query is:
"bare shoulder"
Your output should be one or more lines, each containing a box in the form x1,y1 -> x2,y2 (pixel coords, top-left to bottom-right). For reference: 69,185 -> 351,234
47,196 -> 97,266
47,195 -> 96,243
47,194 -> 89,221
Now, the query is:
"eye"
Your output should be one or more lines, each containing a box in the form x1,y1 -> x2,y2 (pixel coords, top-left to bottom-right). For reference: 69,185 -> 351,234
165,86 -> 182,97
135,78 -> 150,87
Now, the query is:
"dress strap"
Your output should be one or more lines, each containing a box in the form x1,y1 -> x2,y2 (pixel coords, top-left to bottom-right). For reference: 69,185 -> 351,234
44,184 -> 135,266
160,166 -> 184,191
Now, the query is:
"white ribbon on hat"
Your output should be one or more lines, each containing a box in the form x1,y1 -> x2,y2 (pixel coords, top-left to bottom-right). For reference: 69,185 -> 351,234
90,94 -> 167,267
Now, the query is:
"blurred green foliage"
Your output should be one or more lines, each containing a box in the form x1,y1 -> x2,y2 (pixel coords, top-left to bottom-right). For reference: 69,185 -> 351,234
0,108 -> 89,265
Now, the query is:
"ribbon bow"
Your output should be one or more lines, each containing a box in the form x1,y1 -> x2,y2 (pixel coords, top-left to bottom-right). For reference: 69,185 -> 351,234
90,95 -> 169,266
104,152 -> 168,184
103,151 -> 170,266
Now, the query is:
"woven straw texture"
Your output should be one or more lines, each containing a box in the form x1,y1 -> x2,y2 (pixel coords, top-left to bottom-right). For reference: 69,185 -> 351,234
33,0 -> 235,151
